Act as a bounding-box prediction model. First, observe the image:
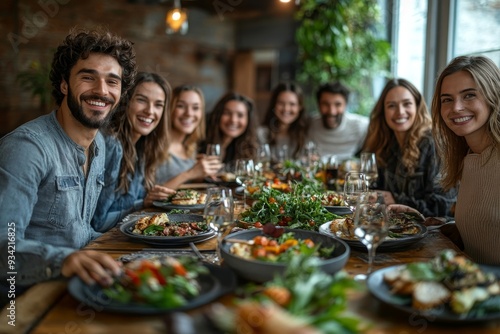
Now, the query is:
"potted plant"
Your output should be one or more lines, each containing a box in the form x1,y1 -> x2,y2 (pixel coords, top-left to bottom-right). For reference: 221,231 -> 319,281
17,59 -> 53,114
295,0 -> 391,115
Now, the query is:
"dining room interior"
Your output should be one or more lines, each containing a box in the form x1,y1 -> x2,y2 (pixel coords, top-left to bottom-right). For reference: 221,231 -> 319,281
2,0 -> 499,137
1,0 -> 500,333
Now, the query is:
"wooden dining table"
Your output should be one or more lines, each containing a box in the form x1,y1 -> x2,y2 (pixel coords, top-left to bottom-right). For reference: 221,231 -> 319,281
2,211 -> 500,334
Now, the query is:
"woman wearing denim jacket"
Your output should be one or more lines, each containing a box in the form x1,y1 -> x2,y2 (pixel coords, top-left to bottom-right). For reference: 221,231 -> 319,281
92,72 -> 175,232
362,78 -> 457,219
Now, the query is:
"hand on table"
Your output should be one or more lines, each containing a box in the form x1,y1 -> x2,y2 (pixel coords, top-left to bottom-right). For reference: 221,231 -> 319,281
61,250 -> 122,286
144,185 -> 176,207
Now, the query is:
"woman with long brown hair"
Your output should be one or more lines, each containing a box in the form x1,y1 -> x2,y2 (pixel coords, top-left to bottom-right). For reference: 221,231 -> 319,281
202,92 -> 259,163
92,72 -> 175,232
363,78 -> 456,218
258,82 -> 309,159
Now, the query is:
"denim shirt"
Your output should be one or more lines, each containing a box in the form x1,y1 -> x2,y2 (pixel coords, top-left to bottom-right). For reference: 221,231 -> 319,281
91,134 -> 146,232
379,133 -> 457,219
0,111 -> 104,286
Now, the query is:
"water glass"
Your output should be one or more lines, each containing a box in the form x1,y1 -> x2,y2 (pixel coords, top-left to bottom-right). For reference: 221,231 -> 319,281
353,192 -> 389,279
343,172 -> 367,215
360,152 -> 378,189
206,144 -> 221,159
203,187 -> 234,264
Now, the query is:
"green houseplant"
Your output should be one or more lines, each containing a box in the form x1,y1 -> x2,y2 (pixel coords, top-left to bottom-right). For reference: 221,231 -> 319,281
295,0 -> 391,115
17,59 -> 53,114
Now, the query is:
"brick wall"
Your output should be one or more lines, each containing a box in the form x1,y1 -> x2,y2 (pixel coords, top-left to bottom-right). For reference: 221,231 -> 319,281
0,0 -> 236,135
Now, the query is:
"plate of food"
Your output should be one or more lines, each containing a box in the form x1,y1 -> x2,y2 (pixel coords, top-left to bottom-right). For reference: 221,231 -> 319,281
119,213 -> 215,246
319,191 -> 352,216
319,212 -> 427,252
153,189 -> 207,210
68,256 -> 237,314
367,249 -> 500,323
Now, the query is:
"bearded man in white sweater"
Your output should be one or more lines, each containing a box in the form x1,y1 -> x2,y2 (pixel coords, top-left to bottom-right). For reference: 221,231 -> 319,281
308,82 -> 369,160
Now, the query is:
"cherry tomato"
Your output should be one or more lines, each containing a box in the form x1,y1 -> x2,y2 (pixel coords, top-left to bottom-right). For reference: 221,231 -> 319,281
253,222 -> 263,228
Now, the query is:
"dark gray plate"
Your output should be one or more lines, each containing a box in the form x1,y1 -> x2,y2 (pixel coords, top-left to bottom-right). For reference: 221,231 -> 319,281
119,214 -> 215,246
367,264 -> 500,323
324,206 -> 352,216
68,264 -> 236,314
220,228 -> 350,283
152,201 -> 205,211
318,221 -> 428,252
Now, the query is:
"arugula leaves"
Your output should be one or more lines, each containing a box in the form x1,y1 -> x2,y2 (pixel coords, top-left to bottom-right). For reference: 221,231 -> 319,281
240,182 -> 340,230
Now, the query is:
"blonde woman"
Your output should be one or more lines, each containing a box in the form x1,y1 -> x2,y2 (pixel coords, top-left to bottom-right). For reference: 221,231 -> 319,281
432,56 -> 500,265
363,78 -> 456,218
156,85 -> 222,188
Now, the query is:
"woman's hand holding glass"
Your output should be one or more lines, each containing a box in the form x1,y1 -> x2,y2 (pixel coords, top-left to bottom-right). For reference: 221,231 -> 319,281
203,187 -> 234,265
343,172 -> 367,215
353,192 -> 389,280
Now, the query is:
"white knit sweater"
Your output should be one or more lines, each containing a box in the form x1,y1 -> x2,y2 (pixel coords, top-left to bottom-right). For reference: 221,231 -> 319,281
455,145 -> 500,265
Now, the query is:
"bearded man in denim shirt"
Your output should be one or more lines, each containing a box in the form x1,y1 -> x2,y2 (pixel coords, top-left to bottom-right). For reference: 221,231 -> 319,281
0,28 -> 137,301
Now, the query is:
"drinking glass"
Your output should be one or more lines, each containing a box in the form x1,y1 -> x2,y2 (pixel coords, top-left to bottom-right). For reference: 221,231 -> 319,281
206,144 -> 221,159
257,144 -> 272,175
353,192 -> 389,279
360,152 -> 378,189
234,159 -> 255,208
203,187 -> 234,265
343,172 -> 367,215
324,155 -> 339,191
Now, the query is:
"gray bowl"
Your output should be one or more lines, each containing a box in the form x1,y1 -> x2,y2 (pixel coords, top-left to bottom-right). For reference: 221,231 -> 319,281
220,228 -> 350,283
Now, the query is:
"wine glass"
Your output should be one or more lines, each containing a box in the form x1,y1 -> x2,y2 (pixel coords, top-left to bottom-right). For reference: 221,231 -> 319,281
234,159 -> 255,209
323,155 -> 339,191
360,152 -> 378,189
203,187 -> 234,265
343,172 -> 367,215
257,144 -> 271,175
206,143 -> 221,158
353,192 -> 389,280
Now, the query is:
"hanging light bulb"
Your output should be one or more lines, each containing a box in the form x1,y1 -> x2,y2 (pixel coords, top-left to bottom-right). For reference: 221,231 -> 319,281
166,0 -> 188,35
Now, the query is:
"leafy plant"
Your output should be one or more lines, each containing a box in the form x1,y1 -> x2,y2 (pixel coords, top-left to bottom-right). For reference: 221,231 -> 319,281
295,0 -> 391,115
17,60 -> 53,113
238,253 -> 366,333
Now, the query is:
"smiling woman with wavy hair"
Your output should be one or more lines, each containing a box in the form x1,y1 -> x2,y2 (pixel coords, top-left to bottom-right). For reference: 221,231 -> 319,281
362,78 -> 456,218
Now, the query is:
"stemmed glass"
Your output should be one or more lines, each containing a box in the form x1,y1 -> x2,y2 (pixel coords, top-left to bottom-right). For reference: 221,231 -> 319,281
353,192 -> 389,280
206,143 -> 221,158
234,159 -> 255,209
360,152 -> 378,189
203,187 -> 234,265
257,144 -> 271,175
343,172 -> 367,215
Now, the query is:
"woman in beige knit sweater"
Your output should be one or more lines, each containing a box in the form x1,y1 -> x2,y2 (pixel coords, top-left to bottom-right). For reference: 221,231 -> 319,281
431,55 -> 500,265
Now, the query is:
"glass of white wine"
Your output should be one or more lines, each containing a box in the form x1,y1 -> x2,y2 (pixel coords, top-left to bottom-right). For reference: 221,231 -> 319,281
360,152 -> 378,189
353,192 -> 389,280
203,187 -> 234,265
343,171 -> 367,216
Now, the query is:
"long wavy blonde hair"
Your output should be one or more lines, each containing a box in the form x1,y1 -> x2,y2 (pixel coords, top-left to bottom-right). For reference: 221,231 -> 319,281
431,56 -> 500,190
363,78 -> 432,174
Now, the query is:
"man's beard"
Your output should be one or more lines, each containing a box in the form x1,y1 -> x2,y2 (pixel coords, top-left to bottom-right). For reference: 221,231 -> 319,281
322,113 -> 344,130
67,86 -> 117,129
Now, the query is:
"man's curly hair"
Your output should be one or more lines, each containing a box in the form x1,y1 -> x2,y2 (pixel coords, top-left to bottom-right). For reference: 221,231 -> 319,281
49,27 -> 137,106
